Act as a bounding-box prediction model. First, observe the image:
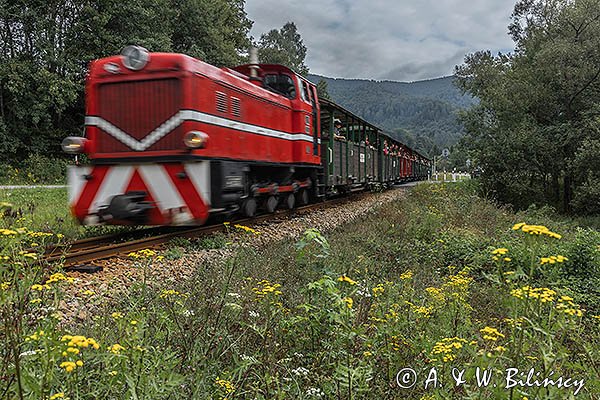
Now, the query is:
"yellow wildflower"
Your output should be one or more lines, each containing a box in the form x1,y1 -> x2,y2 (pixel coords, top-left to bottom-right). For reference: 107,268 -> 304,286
511,286 -> 556,303
425,287 -> 445,303
337,275 -> 357,285
512,223 -> 561,239
215,377 -> 235,394
66,347 -> 80,355
49,393 -> 65,400
480,326 -> 505,341
431,337 -> 468,363
512,222 -> 526,230
45,273 -> 74,285
252,280 -> 283,298
540,255 -> 568,265
18,251 -> 38,260
160,289 -> 189,298
343,297 -> 353,309
128,249 -> 158,259
59,361 -> 77,373
63,335 -> 100,349
108,344 -> 125,354
372,284 -> 385,297
234,224 -> 260,235
399,270 -> 414,280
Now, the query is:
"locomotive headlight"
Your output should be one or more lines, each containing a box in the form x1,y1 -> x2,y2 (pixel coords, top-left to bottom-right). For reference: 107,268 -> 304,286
121,45 -> 150,71
61,137 -> 88,154
183,131 -> 209,149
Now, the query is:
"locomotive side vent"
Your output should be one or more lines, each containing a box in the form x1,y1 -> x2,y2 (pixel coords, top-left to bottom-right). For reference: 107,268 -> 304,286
216,91 -> 228,114
231,97 -> 241,118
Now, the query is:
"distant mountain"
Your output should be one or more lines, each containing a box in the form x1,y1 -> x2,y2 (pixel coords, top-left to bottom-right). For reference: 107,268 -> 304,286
308,74 -> 476,156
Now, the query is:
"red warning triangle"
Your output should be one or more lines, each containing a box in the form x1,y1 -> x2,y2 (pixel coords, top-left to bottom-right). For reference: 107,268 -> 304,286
124,168 -> 165,225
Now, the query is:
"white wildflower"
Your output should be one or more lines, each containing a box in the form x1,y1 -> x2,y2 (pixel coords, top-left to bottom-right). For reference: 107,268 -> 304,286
356,284 -> 372,298
292,367 -> 309,376
240,354 -> 258,363
306,387 -> 324,397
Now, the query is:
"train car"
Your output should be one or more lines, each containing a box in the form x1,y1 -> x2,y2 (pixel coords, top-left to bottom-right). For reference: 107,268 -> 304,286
64,46 -> 322,225
63,46 -> 430,226
318,99 -> 382,193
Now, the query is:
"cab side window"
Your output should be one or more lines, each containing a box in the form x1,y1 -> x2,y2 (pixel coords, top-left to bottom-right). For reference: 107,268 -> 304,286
300,80 -> 311,103
263,74 -> 297,99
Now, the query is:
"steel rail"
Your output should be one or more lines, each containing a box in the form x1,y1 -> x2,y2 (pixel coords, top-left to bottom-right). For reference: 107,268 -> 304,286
44,194 -> 368,266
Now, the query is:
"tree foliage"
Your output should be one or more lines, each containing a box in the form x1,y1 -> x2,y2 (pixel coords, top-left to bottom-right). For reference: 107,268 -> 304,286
455,0 -> 600,213
316,79 -> 331,100
310,74 -> 474,157
256,22 -> 309,76
0,0 -> 252,161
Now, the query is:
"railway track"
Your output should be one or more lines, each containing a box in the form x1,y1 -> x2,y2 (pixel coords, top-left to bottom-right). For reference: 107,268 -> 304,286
43,193 -> 370,267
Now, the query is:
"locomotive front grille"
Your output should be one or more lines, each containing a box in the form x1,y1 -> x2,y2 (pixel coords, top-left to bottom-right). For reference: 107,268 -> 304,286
95,78 -> 183,153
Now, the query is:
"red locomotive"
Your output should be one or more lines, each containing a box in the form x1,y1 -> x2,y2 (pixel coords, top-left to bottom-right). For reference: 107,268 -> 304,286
63,46 -> 430,226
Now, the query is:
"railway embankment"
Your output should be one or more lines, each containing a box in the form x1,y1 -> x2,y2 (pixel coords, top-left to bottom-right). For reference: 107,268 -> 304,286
2,181 -> 599,398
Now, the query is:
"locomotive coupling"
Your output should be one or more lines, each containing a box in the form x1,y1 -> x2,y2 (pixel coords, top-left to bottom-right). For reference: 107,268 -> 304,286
97,191 -> 154,224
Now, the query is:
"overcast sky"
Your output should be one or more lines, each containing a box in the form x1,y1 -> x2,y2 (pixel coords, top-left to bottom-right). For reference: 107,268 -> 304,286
245,0 -> 516,82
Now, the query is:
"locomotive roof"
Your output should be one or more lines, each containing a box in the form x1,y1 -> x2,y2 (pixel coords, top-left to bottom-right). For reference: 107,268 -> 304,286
233,63 -> 299,77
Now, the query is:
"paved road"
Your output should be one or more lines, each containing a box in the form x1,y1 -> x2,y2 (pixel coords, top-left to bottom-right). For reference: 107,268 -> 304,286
0,185 -> 66,189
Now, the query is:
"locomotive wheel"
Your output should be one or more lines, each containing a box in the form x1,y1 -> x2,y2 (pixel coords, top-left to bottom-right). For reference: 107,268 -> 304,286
242,197 -> 257,217
285,193 -> 295,210
265,195 -> 278,213
298,189 -> 309,205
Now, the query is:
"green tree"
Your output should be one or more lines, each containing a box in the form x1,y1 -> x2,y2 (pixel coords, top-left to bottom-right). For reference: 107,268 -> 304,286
0,0 -> 253,162
170,0 -> 252,66
455,0 -> 600,212
257,22 -> 309,75
316,79 -> 331,100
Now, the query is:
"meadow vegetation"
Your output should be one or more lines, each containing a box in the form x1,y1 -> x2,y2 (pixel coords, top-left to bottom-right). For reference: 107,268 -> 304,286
1,182 -> 599,399
0,187 -> 136,240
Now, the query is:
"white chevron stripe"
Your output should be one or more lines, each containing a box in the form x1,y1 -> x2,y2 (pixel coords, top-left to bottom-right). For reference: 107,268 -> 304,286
85,110 -> 316,151
67,165 -> 92,205
137,164 -> 186,210
184,162 -> 211,206
90,166 -> 134,213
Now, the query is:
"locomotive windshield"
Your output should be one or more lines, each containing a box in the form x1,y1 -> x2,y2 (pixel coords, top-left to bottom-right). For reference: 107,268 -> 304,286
263,74 -> 296,99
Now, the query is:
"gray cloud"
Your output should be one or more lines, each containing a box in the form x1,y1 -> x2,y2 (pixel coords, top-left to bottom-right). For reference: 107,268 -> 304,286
245,0 -> 516,81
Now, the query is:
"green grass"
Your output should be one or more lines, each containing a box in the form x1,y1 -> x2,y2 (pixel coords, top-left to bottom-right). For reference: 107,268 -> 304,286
0,187 -> 79,236
0,187 -> 130,239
